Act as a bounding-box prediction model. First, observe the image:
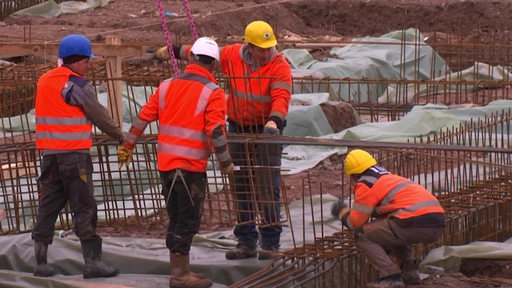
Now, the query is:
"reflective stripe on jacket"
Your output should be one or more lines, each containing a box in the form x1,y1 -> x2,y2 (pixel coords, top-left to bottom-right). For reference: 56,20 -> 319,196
220,43 -> 291,126
347,167 -> 445,230
135,64 -> 228,172
35,66 -> 92,150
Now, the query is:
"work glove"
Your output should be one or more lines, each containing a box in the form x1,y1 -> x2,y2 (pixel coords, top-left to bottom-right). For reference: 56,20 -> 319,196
263,120 -> 280,135
117,146 -> 133,169
154,46 -> 170,61
331,198 -> 351,228
221,163 -> 235,175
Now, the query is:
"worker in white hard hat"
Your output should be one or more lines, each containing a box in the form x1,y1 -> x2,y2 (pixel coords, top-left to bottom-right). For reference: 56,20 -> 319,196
332,149 -> 446,287
119,37 -> 234,288
155,20 -> 292,261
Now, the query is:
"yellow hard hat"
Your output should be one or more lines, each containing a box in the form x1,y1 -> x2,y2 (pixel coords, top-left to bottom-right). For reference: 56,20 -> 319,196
244,20 -> 277,48
344,149 -> 377,175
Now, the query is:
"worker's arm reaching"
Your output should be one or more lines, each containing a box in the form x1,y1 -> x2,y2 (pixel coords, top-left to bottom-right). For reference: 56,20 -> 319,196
331,198 -> 351,228
154,44 -> 190,61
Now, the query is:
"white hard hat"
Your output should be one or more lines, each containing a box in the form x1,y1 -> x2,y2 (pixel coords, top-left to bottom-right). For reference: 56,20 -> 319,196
190,37 -> 220,61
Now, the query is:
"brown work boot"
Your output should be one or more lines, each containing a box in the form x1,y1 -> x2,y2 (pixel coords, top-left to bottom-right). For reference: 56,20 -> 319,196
258,247 -> 279,260
366,273 -> 406,288
225,244 -> 257,260
169,252 -> 212,288
169,274 -> 212,288
401,260 -> 421,285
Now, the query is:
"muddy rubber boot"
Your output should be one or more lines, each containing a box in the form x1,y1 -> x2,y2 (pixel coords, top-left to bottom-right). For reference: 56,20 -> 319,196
401,260 -> 421,285
81,237 -> 119,279
169,252 -> 212,288
225,244 -> 257,260
33,241 -> 55,277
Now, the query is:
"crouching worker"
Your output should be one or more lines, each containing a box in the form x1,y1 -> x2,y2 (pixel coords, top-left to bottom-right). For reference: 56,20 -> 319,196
118,37 -> 234,288
332,149 -> 445,288
32,34 -> 123,279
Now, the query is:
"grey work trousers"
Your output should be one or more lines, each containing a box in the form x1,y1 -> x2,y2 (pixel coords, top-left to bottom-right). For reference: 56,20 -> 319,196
355,217 -> 444,278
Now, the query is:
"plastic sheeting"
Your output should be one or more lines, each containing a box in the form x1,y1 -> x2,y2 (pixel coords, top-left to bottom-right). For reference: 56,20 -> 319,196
0,194 -> 342,287
13,0 -> 111,18
283,93 -> 333,137
282,99 -> 512,174
379,61 -> 512,104
2,194 -> 512,287
421,239 -> 512,273
283,28 -> 448,102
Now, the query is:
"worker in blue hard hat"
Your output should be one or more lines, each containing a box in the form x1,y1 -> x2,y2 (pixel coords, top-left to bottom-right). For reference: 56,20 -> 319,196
31,34 -> 125,279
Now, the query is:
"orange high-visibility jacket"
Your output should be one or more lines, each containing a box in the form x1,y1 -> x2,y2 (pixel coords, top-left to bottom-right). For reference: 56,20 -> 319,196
35,66 -> 93,151
219,44 -> 292,126
347,171 -> 445,230
134,64 -> 228,172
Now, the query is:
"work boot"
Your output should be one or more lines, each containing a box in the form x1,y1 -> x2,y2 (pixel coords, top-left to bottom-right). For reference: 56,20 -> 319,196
33,241 -> 55,277
401,260 -> 421,285
258,246 -> 279,260
169,252 -> 212,288
81,237 -> 119,279
366,273 -> 406,288
225,244 -> 257,260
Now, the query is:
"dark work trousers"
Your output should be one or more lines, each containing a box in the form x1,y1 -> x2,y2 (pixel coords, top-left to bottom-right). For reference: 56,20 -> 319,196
227,119 -> 283,250
160,169 -> 206,255
31,152 -> 98,245
355,217 -> 444,279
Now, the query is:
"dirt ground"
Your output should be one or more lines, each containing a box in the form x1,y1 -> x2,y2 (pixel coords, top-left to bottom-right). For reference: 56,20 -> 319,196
2,0 -> 512,286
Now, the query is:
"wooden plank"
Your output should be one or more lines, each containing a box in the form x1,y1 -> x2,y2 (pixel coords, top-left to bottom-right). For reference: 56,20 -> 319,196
0,42 -> 147,58
105,35 -> 123,126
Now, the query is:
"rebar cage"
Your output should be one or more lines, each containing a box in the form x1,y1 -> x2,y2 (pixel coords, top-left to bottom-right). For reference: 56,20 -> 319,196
1,31 -> 512,287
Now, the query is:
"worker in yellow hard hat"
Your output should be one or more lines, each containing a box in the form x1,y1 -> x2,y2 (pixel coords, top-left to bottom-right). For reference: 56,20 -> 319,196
332,149 -> 446,288
155,20 -> 291,261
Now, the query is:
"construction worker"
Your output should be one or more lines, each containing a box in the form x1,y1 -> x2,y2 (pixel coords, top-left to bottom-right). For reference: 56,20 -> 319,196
118,37 -> 234,288
154,20 -> 292,261
331,149 -> 445,287
32,34 -> 123,279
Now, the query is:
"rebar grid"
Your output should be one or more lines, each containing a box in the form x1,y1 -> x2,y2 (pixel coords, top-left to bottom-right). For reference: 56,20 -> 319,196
1,32 -> 512,287
230,231 -> 366,288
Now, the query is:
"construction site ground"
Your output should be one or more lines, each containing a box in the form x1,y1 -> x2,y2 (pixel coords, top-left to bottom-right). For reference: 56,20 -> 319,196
2,0 -> 512,287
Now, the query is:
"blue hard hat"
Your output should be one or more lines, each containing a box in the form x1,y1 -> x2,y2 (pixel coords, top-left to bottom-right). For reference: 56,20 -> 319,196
58,34 -> 95,58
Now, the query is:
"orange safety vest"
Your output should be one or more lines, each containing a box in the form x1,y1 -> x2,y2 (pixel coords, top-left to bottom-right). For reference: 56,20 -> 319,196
35,66 -> 93,151
220,44 -> 292,126
136,64 -> 227,172
347,173 -> 445,230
